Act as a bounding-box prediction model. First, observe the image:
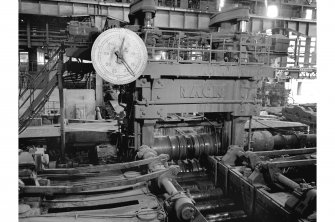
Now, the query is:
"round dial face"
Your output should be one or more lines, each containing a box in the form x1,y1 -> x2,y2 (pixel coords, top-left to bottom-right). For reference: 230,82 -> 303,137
91,28 -> 148,85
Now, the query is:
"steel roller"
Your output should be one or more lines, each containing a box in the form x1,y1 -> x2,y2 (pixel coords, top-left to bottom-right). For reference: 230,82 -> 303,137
153,133 -> 221,160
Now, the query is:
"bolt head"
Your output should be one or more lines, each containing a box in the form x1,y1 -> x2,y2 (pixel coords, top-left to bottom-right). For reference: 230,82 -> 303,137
181,206 -> 195,220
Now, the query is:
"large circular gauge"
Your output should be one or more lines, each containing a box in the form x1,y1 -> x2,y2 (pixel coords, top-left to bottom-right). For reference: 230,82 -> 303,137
91,28 -> 148,85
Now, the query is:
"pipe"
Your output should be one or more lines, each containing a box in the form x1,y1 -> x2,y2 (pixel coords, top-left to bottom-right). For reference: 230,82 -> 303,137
195,198 -> 236,213
206,210 -> 247,222
190,188 -> 223,201
253,147 -> 316,157
247,131 -> 317,151
160,177 -> 195,221
57,46 -> 66,162
275,173 -> 300,190
137,146 -> 196,221
269,159 -> 316,168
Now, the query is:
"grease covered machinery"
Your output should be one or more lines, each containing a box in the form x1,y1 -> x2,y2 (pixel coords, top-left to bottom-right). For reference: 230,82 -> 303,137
18,2 -> 317,222
118,5 -> 310,161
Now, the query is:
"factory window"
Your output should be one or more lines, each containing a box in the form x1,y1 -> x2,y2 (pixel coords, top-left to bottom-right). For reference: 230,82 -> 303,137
265,29 -> 272,35
188,0 -> 200,9
37,49 -> 45,65
19,52 -> 29,72
305,9 -> 313,19
219,0 -> 225,11
297,82 -> 302,95
19,52 -> 28,63
267,5 -> 278,18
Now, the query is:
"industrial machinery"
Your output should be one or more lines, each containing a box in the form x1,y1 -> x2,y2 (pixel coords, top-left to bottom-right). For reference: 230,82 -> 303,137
19,1 -> 316,222
282,103 -> 316,132
207,145 -> 316,222
115,5 -> 275,161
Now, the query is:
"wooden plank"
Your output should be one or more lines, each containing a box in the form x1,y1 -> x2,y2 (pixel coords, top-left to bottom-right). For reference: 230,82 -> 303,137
40,154 -> 169,175
50,186 -> 148,201
54,182 -> 146,194
22,167 -> 175,194
50,174 -> 125,186
44,194 -> 158,210
20,204 -> 161,222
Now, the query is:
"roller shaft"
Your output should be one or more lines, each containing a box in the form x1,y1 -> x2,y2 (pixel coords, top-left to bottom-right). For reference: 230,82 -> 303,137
153,133 -> 221,160
190,188 -> 223,201
196,199 -> 236,213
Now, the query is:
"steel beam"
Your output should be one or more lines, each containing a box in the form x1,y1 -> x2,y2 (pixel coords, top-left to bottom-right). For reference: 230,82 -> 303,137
253,148 -> 316,157
269,159 -> 316,168
20,0 -> 130,22
20,1 -> 316,32
135,103 -> 259,119
144,63 -> 274,78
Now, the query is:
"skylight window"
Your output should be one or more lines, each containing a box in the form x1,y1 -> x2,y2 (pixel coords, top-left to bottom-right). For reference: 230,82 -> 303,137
219,0 -> 225,11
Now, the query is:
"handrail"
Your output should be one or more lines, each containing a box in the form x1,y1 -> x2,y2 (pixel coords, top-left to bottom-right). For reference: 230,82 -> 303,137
143,30 -> 271,66
19,63 -> 58,110
19,45 -> 65,134
19,75 -> 57,134
19,46 -> 61,99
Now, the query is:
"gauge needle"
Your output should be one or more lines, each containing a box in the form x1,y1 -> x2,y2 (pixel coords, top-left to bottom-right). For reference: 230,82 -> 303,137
115,51 -> 135,77
119,37 -> 125,55
114,37 -> 125,64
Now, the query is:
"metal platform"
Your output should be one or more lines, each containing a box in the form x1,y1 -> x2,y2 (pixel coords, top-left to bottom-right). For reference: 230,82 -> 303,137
245,119 -> 307,130
19,121 -> 118,139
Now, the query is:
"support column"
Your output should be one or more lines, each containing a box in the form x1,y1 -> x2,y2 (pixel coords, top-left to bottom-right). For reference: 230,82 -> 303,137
231,116 -> 249,148
142,120 -> 156,147
222,113 -> 232,154
46,22 -> 49,46
95,74 -> 104,107
58,46 -> 66,162
28,48 -> 37,72
27,19 -> 31,48
304,37 -> 311,67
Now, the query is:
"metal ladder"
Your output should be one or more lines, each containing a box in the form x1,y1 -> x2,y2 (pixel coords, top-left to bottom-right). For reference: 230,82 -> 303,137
19,46 -> 64,134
